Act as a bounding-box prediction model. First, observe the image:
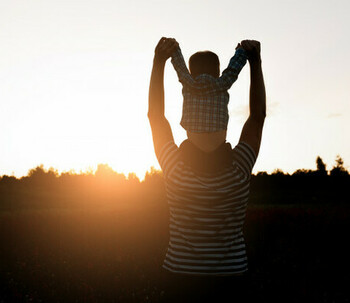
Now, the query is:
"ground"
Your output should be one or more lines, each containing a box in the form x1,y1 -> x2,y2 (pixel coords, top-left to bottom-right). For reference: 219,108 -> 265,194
1,203 -> 349,302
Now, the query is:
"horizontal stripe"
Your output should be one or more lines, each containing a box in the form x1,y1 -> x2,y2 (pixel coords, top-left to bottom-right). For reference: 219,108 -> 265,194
169,211 -> 246,225
169,170 -> 248,190
169,217 -> 245,231
168,202 -> 247,217
162,265 -> 248,277
171,168 -> 245,188
169,228 -> 243,240
177,165 -> 242,182
163,259 -> 248,272
169,238 -> 246,249
167,247 -> 246,259
158,141 -> 174,161
169,227 -> 244,239
168,242 -> 246,254
166,253 -> 247,265
239,141 -> 257,164
166,180 -> 250,199
167,193 -> 250,211
167,199 -> 248,214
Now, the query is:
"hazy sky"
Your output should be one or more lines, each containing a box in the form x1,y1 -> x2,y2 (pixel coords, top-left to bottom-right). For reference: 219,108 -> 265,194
1,0 -> 349,178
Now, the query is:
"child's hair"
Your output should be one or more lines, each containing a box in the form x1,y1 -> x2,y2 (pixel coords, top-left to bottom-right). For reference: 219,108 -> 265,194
189,51 -> 220,78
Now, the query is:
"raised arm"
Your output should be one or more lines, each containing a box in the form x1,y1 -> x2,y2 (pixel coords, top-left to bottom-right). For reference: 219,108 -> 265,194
171,43 -> 247,94
218,46 -> 248,90
171,47 -> 197,88
238,40 -> 266,157
148,38 -> 178,158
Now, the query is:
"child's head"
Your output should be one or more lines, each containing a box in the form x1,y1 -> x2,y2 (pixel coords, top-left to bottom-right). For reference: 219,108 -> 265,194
189,51 -> 220,78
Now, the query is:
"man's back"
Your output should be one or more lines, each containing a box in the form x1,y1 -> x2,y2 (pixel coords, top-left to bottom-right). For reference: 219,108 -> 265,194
158,140 -> 257,276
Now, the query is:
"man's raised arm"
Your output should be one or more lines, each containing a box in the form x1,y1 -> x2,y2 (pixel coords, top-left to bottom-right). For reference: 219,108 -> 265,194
148,38 -> 178,157
239,40 -> 266,157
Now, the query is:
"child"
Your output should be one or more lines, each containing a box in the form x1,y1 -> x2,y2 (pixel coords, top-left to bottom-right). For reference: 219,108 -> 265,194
171,43 -> 248,152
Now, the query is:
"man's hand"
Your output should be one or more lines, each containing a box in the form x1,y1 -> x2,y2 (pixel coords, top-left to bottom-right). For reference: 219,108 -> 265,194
240,40 -> 261,63
154,37 -> 179,63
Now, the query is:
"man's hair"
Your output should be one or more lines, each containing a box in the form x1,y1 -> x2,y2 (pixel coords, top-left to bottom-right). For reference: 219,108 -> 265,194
189,51 -> 220,78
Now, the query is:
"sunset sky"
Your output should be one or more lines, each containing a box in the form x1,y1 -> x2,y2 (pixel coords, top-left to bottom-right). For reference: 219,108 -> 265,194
1,0 -> 349,179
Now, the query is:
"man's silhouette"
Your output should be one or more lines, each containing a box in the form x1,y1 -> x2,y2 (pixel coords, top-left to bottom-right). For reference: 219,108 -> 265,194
148,37 -> 266,302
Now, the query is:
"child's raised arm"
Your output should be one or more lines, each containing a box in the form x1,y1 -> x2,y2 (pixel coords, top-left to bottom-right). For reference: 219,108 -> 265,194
171,42 -> 248,94
170,44 -> 198,89
217,45 -> 248,90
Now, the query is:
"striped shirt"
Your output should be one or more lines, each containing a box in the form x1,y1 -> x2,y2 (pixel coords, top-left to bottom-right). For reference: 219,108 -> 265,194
171,48 -> 248,133
157,140 -> 257,276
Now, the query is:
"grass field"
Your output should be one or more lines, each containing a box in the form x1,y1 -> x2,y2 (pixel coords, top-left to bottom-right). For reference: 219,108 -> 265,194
1,203 -> 350,302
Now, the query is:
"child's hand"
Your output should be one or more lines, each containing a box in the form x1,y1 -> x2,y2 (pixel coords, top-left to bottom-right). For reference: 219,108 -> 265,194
240,40 -> 261,62
235,43 -> 242,50
154,37 -> 179,62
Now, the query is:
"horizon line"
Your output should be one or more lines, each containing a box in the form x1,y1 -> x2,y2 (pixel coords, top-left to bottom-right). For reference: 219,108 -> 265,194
1,158 -> 348,180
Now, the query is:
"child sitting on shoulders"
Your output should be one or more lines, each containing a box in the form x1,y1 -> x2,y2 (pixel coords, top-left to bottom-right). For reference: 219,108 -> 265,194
171,42 -> 247,152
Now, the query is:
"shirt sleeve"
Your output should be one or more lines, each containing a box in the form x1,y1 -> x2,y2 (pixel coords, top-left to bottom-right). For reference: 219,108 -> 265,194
157,141 -> 180,179
171,49 -> 222,94
232,141 -> 257,176
171,48 -> 197,89
171,48 -> 247,96
217,48 -> 248,90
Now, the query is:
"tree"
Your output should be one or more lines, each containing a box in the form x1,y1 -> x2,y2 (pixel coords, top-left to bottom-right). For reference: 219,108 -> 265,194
127,172 -> 140,185
271,168 -> 286,176
292,169 -> 312,176
27,164 -> 58,184
256,171 -> 268,177
330,155 -> 349,177
95,164 -> 126,181
315,156 -> 327,176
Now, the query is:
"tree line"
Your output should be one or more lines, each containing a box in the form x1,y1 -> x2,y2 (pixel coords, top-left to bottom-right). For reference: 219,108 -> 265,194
0,156 -> 348,210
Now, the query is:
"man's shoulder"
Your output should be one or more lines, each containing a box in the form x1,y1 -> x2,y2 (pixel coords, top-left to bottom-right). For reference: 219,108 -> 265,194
231,141 -> 257,176
157,141 -> 180,178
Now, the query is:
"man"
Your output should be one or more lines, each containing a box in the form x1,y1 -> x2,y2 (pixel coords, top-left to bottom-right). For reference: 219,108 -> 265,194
148,37 -> 266,302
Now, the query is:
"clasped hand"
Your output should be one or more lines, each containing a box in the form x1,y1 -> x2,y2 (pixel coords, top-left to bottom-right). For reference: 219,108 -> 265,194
154,37 -> 179,62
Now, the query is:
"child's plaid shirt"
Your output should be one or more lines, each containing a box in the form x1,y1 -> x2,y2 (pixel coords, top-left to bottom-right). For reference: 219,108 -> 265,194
171,48 -> 248,133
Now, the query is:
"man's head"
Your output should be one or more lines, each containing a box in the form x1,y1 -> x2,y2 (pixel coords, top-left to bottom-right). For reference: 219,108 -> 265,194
189,51 -> 220,78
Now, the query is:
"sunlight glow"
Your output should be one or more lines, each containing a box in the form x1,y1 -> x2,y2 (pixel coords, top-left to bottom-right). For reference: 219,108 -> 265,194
1,0 -> 349,177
